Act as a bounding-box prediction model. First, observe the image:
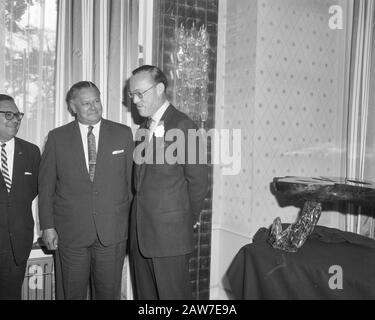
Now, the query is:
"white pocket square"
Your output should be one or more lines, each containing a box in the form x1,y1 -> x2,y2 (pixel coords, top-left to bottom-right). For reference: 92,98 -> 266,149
112,150 -> 124,155
24,172 -> 32,175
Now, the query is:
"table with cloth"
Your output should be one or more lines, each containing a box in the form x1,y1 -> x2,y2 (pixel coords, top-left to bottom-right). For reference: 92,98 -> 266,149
225,224 -> 375,299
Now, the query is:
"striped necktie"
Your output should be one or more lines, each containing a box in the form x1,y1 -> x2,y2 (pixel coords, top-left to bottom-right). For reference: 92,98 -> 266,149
87,126 -> 96,182
1,143 -> 12,193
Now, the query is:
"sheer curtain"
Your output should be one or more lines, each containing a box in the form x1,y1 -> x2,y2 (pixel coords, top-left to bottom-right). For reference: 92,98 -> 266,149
359,0 -> 375,238
346,0 -> 375,238
362,23 -> 375,239
54,0 -> 139,129
0,0 -> 57,148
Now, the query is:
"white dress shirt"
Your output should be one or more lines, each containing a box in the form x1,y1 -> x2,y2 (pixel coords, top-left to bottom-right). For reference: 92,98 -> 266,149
149,100 -> 170,141
1,137 -> 15,181
78,120 -> 101,172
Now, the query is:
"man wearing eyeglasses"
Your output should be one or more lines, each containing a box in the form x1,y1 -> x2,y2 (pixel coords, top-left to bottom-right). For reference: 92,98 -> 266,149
128,65 -> 208,299
0,94 -> 41,300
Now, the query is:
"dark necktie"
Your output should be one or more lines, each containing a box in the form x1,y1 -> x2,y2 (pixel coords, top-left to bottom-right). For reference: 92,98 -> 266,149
139,118 -> 153,159
87,126 -> 96,182
1,143 -> 12,192
145,117 -> 153,129
146,117 -> 154,142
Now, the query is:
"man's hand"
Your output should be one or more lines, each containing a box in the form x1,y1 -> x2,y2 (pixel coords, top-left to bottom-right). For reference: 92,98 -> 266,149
42,228 -> 58,250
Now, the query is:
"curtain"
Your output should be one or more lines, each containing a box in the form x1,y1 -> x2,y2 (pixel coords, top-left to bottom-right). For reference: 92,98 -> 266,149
0,0 -> 57,148
346,0 -> 375,238
54,0 -> 139,128
0,0 -> 5,91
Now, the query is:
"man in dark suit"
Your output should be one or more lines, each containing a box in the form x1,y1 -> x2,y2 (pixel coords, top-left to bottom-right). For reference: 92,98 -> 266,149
0,94 -> 41,300
128,65 -> 208,299
38,81 -> 134,300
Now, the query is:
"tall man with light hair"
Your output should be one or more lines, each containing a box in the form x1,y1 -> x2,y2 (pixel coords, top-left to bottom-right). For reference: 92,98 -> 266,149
129,65 -> 208,299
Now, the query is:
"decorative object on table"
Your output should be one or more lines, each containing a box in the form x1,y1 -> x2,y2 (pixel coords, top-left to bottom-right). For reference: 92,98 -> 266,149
270,176 -> 375,252
269,201 -> 322,252
174,22 -> 210,125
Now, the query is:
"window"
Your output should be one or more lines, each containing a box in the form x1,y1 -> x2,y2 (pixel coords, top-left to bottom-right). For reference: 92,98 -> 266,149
0,0 -> 57,147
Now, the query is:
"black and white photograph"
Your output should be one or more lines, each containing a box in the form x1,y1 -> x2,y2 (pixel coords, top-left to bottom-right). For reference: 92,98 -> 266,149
0,0 -> 375,307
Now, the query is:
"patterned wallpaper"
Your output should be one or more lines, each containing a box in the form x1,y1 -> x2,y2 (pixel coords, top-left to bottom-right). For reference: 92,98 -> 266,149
212,0 -> 257,231
213,0 -> 349,238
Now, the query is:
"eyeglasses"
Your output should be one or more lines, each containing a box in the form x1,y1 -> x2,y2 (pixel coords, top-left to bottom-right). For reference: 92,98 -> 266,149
128,83 -> 158,100
0,111 -> 24,121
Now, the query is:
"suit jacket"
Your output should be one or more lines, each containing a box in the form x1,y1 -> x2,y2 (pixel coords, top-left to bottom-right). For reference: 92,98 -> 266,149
38,119 -> 134,248
131,104 -> 208,258
0,138 -> 40,265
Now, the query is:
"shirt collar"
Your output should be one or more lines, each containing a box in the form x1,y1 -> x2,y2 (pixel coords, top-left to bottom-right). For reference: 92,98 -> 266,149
151,101 -> 170,125
1,137 -> 15,150
78,120 -> 101,131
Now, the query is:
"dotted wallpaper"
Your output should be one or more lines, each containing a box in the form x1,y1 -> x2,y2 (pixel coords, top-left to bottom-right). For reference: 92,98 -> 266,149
213,0 -> 257,230
214,0 -> 349,238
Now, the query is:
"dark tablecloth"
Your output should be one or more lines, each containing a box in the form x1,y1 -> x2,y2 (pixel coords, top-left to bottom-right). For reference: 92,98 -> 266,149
225,225 -> 375,300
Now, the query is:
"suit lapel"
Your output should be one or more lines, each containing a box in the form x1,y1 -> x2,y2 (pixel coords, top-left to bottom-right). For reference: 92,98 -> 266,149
94,119 -> 111,183
71,121 -> 91,182
159,104 -> 174,125
137,104 -> 175,190
135,120 -> 147,190
10,138 -> 25,196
